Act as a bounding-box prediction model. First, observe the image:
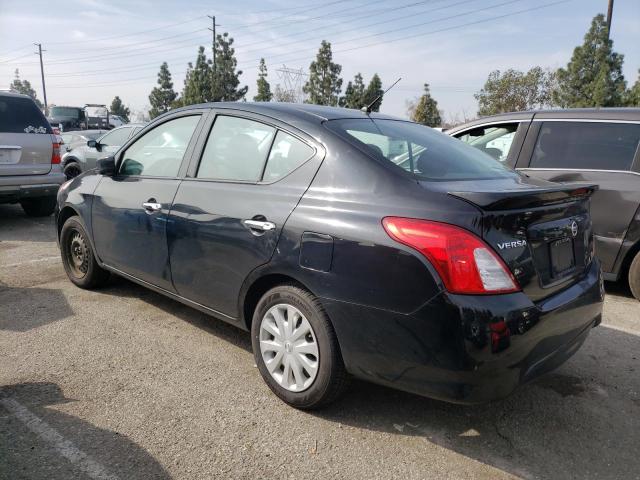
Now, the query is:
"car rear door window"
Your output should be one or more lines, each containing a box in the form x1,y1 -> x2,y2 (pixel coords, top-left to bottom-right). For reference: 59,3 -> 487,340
0,95 -> 51,134
530,121 -> 640,171
197,116 -> 276,181
263,131 -> 314,181
456,124 -> 519,162
119,115 -> 200,177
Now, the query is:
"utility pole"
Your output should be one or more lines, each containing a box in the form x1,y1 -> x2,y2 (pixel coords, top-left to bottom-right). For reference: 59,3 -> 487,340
207,15 -> 220,99
34,43 -> 48,115
606,0 -> 614,40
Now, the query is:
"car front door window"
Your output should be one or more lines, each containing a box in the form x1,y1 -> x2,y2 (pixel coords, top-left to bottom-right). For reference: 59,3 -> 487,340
120,115 -> 201,177
99,127 -> 131,147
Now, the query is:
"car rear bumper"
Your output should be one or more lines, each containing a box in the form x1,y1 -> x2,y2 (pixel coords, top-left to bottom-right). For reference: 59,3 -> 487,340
0,170 -> 65,203
322,259 -> 604,404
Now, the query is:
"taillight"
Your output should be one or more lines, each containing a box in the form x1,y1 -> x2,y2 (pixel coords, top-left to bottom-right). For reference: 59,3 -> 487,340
51,134 -> 61,164
382,217 -> 519,295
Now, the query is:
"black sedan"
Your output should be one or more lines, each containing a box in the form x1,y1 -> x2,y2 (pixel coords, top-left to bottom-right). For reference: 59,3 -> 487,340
55,103 -> 604,409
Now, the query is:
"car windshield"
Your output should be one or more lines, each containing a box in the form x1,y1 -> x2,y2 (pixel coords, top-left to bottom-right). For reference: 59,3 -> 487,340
327,118 -> 517,181
86,106 -> 108,117
50,107 -> 80,117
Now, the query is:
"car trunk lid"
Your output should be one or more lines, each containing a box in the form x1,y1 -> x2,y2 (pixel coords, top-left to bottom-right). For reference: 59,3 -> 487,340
424,177 -> 597,301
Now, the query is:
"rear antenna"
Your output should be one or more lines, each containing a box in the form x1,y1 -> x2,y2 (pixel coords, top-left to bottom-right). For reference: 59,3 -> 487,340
361,77 -> 401,114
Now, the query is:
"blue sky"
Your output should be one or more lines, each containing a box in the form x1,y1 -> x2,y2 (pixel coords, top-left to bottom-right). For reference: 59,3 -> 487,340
0,0 -> 638,121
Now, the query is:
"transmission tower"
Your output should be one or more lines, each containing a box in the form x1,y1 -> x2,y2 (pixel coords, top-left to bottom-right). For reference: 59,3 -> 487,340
275,65 -> 308,103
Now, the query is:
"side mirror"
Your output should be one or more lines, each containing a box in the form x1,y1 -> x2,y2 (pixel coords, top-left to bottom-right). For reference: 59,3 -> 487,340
97,156 -> 116,176
87,139 -> 97,148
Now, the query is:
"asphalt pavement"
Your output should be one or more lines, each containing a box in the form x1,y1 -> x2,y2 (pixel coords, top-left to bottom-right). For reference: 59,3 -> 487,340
1,202 -> 638,480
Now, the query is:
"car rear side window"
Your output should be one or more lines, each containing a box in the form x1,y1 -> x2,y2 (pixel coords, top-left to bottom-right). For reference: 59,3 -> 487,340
327,118 -> 516,181
530,121 -> 640,171
0,95 -> 51,134
197,116 -> 276,181
119,115 -> 200,177
263,131 -> 314,182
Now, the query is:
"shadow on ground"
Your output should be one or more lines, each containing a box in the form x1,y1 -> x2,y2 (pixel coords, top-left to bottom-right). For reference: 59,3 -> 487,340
0,382 -> 170,480
314,324 -> 639,480
0,282 -> 73,332
0,204 -> 56,244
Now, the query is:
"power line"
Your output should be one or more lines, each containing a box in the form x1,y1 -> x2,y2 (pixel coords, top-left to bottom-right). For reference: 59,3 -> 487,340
46,0 -> 569,90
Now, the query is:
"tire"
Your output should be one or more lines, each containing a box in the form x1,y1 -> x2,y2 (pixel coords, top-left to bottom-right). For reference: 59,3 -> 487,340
629,251 -> 640,301
63,161 -> 82,180
251,285 -> 349,409
60,216 -> 110,289
20,196 -> 56,217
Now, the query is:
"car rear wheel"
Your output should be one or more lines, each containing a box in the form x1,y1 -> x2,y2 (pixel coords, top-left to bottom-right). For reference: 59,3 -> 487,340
60,216 -> 110,289
20,196 -> 56,217
63,161 -> 82,180
629,251 -> 640,301
251,285 -> 349,409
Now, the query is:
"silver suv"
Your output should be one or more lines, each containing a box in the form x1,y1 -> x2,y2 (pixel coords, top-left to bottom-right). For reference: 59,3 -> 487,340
0,92 -> 65,216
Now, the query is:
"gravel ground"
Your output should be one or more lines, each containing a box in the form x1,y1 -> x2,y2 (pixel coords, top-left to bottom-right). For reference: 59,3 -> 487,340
1,203 -> 638,480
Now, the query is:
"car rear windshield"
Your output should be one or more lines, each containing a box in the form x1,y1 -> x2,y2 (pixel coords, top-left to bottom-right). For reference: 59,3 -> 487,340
50,106 -> 81,118
0,95 -> 51,134
326,118 -> 517,181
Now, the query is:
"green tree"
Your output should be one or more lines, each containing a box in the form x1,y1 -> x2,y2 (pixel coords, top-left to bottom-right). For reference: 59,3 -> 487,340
9,69 -> 42,109
339,73 -> 365,108
475,67 -> 556,116
625,70 -> 640,106
408,84 -> 442,127
362,73 -> 384,112
148,62 -> 179,118
182,46 -> 213,106
303,40 -> 343,106
253,58 -> 272,102
553,14 -> 626,107
212,33 -> 248,102
109,96 -> 130,122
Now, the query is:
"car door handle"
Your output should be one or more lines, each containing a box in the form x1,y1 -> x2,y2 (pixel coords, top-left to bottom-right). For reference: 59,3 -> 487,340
142,202 -> 162,213
243,219 -> 276,231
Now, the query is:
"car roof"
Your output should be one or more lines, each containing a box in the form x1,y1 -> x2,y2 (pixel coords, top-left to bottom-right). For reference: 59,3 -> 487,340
168,101 -> 402,123
448,108 -> 640,132
0,91 -> 32,99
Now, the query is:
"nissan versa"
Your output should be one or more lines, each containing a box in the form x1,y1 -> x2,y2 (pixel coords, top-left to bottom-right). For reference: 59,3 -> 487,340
55,103 -> 604,409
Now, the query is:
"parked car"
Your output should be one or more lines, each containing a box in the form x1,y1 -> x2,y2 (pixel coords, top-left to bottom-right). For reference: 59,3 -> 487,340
84,104 -> 111,130
61,124 -> 144,179
0,92 -> 65,216
55,103 -> 603,409
60,130 -> 106,152
47,105 -> 87,132
109,115 -> 127,128
447,108 -> 640,300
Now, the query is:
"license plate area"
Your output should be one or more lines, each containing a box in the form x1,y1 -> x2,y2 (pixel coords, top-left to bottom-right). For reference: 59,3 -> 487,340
549,237 -> 575,278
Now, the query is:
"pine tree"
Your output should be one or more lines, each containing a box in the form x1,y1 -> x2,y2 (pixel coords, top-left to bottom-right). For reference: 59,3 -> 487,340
475,67 -> 556,116
9,69 -> 42,109
212,33 -> 248,102
254,58 -> 273,102
408,84 -> 442,127
149,62 -> 179,118
303,40 -> 343,106
339,73 -> 365,109
625,70 -> 640,107
110,96 -> 130,122
553,14 -> 626,107
363,73 -> 384,112
182,46 -> 213,106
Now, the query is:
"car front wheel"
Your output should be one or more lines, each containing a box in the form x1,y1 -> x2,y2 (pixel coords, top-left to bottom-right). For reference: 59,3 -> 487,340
60,216 -> 110,289
63,161 -> 82,180
251,285 -> 349,409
